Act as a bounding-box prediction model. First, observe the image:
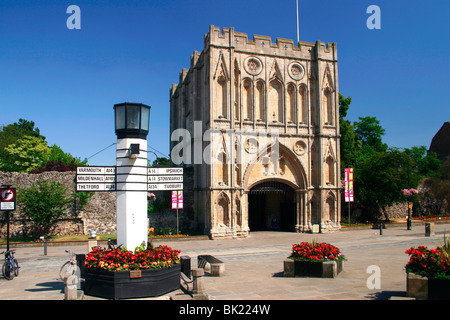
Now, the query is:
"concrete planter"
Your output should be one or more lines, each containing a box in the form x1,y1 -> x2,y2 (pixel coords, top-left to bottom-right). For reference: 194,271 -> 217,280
84,264 -> 181,300
284,259 -> 344,278
406,272 -> 450,300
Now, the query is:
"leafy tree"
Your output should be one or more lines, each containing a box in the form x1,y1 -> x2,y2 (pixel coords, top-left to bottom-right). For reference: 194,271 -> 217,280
18,179 -> 73,235
339,94 -> 357,172
0,136 -> 50,172
150,157 -> 170,167
353,116 -> 387,152
338,93 -> 442,221
30,144 -> 87,173
0,119 -> 45,167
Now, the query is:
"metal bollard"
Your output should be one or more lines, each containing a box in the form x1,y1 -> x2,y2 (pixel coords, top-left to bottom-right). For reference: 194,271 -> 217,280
379,223 -> 383,235
181,256 -> 191,278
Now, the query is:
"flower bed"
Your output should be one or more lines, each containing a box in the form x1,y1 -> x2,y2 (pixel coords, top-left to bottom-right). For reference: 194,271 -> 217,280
405,244 -> 450,300
284,242 -> 345,278
289,242 -> 346,262
84,244 -> 181,299
405,246 -> 450,280
85,244 -> 180,271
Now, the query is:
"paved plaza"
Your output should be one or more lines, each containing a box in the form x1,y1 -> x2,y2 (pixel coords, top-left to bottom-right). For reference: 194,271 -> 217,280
0,222 -> 449,300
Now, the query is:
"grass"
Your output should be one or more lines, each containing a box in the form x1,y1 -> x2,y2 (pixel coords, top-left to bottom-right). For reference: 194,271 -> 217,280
0,232 -> 203,244
0,234 -> 116,244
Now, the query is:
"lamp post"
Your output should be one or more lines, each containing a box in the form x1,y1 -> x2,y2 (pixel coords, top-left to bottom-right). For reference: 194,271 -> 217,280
398,159 -> 418,231
114,102 -> 151,250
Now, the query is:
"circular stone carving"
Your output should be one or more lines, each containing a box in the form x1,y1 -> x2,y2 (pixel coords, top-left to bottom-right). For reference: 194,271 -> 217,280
245,138 -> 259,154
293,140 -> 307,155
288,62 -> 305,81
244,56 -> 263,76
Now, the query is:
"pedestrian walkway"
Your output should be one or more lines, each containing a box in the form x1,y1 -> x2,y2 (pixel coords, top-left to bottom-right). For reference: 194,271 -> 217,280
0,222 -> 448,300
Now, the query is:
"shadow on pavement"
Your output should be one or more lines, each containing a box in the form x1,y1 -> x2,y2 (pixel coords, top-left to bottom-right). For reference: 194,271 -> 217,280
25,281 -> 64,293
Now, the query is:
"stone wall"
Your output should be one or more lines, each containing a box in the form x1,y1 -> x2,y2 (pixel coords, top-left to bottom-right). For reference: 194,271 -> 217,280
0,171 -> 116,237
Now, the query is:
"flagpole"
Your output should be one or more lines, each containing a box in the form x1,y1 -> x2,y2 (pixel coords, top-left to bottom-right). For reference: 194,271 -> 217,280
296,0 -> 299,44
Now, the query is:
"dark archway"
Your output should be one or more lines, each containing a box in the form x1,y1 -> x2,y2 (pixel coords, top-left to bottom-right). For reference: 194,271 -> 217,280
248,181 -> 296,232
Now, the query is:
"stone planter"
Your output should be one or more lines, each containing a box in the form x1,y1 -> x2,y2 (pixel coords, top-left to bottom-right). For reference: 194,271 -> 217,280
406,272 -> 450,300
284,259 -> 344,278
84,264 -> 181,300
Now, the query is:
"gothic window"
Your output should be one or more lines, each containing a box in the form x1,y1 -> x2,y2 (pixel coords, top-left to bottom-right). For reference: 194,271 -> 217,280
325,156 -> 335,185
217,151 -> 228,186
298,84 -> 307,124
255,81 -> 265,121
324,87 -> 333,125
269,79 -> 283,123
216,75 -> 227,119
217,193 -> 230,227
325,194 -> 335,222
287,84 -> 295,123
243,79 -> 252,121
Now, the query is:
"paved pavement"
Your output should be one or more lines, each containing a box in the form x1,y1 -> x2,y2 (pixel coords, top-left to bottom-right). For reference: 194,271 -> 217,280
1,221 -> 449,300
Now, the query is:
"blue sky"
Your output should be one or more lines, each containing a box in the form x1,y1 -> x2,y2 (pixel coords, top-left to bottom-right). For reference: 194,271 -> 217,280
1,0 -> 449,166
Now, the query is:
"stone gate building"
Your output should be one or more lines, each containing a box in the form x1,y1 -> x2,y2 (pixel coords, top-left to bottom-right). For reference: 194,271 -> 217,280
170,26 -> 341,238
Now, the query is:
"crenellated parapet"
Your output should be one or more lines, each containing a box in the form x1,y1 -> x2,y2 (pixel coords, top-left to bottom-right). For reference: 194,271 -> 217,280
204,25 -> 337,62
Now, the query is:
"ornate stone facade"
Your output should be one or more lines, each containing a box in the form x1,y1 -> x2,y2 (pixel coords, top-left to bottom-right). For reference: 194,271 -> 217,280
170,26 -> 341,238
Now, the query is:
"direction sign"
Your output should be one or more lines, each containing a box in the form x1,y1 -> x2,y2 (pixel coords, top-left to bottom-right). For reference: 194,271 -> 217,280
76,166 -> 183,192
76,166 -> 116,192
147,167 -> 183,191
147,167 -> 183,175
147,183 -> 183,191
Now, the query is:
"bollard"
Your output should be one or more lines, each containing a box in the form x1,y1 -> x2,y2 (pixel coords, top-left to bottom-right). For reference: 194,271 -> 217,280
181,256 -> 191,278
425,223 -> 435,237
64,274 -> 78,300
192,268 -> 205,294
44,239 -> 47,255
379,223 -> 383,236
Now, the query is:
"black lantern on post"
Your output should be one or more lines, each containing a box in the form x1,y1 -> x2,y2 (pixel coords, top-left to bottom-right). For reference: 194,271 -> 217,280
114,102 -> 151,139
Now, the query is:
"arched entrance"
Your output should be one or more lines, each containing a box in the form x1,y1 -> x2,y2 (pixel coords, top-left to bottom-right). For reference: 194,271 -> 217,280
248,181 -> 296,232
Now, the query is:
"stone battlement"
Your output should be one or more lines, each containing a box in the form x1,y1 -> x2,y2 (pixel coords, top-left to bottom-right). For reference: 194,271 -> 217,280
204,25 -> 337,59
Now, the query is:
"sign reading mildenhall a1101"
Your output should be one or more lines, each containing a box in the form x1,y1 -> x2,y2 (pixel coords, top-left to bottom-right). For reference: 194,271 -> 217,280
76,166 -> 116,191
147,167 -> 183,191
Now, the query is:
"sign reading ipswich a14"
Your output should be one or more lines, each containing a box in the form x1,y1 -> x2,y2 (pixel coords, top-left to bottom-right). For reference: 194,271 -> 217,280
76,166 -> 116,191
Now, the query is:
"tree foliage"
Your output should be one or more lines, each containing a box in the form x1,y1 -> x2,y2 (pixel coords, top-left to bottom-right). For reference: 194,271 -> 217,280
339,94 -> 441,221
0,119 -> 86,173
18,179 -> 73,235
0,136 -> 50,172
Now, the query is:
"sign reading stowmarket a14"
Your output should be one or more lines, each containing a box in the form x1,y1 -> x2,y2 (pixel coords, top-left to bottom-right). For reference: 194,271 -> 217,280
76,166 -> 116,191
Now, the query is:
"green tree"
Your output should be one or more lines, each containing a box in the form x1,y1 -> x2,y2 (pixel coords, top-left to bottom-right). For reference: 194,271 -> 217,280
150,157 -> 170,167
18,180 -> 73,235
0,119 -> 45,168
353,116 -> 387,152
339,94 -> 357,172
0,136 -> 50,172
